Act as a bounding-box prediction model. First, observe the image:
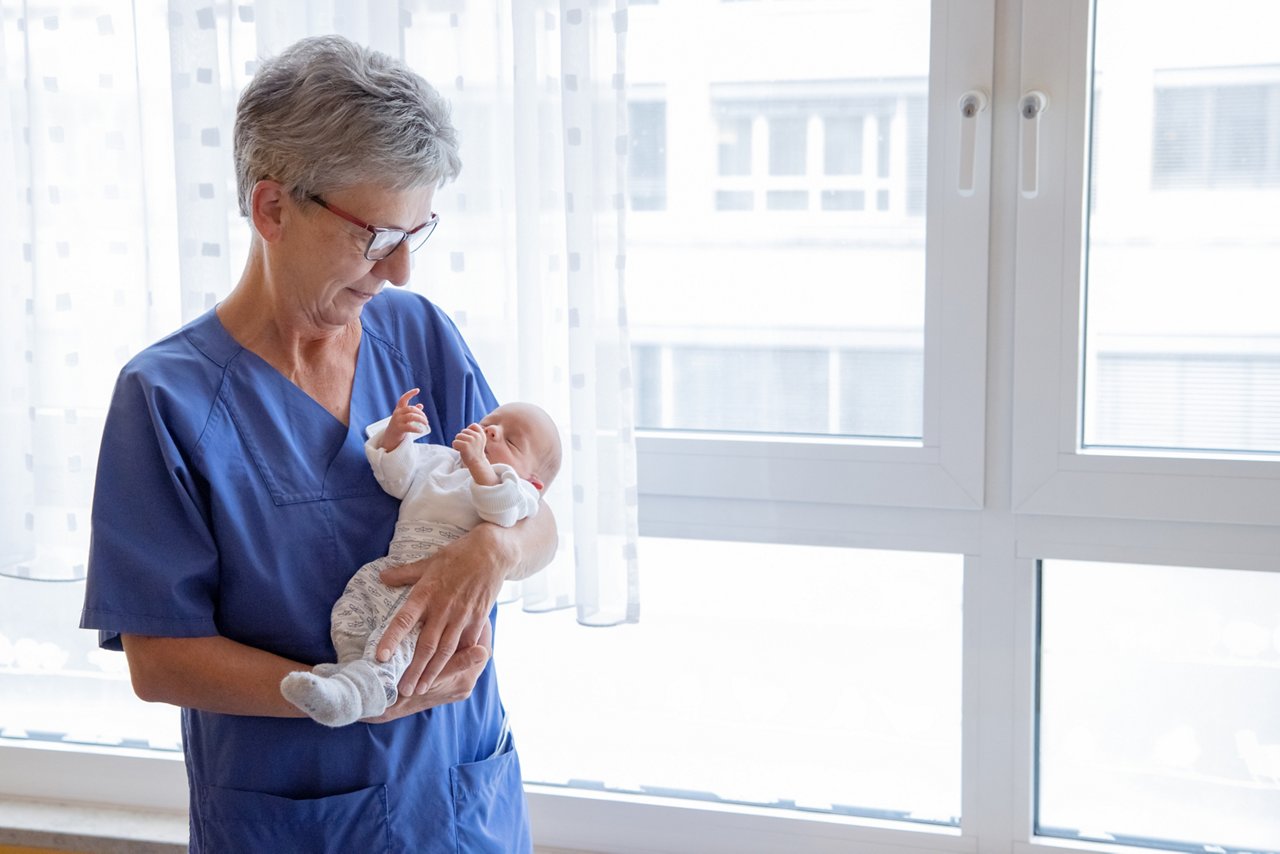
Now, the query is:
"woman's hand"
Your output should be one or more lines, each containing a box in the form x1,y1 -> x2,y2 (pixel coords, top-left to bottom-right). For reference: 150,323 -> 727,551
375,506 -> 557,698
362,621 -> 493,723
375,523 -> 513,698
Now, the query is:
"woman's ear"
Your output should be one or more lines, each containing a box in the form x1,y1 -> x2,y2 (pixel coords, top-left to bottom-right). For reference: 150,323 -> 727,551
249,179 -> 287,244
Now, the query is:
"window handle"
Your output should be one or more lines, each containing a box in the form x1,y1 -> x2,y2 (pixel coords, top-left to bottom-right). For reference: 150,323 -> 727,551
958,90 -> 988,196
1019,90 -> 1049,198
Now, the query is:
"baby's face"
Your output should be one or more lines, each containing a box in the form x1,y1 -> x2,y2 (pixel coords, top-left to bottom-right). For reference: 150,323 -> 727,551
479,403 -> 557,490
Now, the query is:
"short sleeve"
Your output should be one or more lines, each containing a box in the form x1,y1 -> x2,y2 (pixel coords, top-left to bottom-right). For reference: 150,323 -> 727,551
80,366 -> 221,651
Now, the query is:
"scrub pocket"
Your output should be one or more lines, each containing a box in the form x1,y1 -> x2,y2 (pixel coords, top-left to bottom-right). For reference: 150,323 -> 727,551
198,782 -> 390,854
449,738 -> 531,854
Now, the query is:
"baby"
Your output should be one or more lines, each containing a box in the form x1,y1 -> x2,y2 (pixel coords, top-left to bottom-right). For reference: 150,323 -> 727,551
281,389 -> 561,727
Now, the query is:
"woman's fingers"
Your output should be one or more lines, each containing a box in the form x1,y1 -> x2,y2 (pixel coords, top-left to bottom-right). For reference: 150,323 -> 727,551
375,527 -> 507,697
378,560 -> 424,588
375,562 -> 497,696
399,620 -> 463,696
374,588 -> 425,664
362,630 -> 491,723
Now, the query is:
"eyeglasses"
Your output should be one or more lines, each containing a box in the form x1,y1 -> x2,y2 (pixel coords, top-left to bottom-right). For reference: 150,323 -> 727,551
308,194 -> 439,261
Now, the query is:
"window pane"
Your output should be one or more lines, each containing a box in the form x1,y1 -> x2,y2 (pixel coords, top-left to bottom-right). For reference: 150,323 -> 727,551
628,101 -> 667,211
768,116 -> 806,176
1083,1 -> 1280,456
1038,560 -> 1280,852
839,349 -> 923,438
628,1 -> 930,440
715,190 -> 753,211
824,116 -> 863,175
501,539 -> 962,825
765,190 -> 807,210
875,112 -> 893,179
0,575 -> 180,750
670,346 -> 829,434
822,189 -> 865,211
717,114 -> 753,176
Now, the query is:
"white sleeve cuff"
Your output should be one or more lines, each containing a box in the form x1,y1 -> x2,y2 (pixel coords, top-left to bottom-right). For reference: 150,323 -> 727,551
470,465 -> 540,527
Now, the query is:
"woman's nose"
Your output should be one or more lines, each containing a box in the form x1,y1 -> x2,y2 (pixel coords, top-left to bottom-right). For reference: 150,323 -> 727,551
373,241 -> 412,287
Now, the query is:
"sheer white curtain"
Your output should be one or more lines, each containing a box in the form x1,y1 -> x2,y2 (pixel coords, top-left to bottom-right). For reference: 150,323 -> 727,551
0,0 -> 639,625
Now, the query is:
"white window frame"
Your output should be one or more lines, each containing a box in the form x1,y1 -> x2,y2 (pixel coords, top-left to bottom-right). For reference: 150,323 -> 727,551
1009,2 -> 1280,852
1011,0 -> 1280,526
639,0 -> 995,537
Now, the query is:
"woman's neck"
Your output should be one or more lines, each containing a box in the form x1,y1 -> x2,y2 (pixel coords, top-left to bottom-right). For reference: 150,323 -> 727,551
218,248 -> 362,425
220,249 -> 358,365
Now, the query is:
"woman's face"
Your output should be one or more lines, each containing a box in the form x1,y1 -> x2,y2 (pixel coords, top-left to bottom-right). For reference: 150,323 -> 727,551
279,183 -> 436,329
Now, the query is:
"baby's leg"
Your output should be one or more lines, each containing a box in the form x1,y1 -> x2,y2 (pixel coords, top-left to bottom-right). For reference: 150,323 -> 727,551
280,560 -> 396,726
279,660 -> 387,727
282,587 -> 416,727
364,585 -> 417,700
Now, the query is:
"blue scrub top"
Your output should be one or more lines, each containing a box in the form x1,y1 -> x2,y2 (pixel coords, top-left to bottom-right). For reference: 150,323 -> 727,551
80,289 -> 530,853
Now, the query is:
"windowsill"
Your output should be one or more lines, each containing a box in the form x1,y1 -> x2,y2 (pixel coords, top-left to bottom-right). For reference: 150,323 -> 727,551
0,796 -> 592,854
0,797 -> 187,854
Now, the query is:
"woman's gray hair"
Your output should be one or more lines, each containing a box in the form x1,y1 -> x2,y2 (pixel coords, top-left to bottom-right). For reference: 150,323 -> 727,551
233,35 -> 461,216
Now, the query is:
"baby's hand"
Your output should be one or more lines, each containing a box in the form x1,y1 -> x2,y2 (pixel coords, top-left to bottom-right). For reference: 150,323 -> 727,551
453,424 -> 500,486
452,423 -> 487,466
381,389 -> 430,451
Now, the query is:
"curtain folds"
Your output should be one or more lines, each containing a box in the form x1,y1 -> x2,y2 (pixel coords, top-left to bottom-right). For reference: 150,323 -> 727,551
0,1 -> 639,625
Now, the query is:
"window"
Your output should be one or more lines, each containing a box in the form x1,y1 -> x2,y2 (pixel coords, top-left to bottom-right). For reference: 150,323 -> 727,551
1152,81 -> 1280,190
1014,3 -> 1280,850
711,95 -> 924,217
625,0 -> 964,458
509,1 -> 990,850
504,540 -> 963,826
716,114 -> 753,179
633,342 -> 924,438
0,575 -> 180,751
628,100 -> 667,211
1014,0 -> 1280,521
1080,8 -> 1280,458
1038,559 -> 1280,852
824,115 -> 863,176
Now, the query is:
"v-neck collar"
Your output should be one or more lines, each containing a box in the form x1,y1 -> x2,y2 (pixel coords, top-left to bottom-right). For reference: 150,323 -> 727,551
189,309 -> 384,505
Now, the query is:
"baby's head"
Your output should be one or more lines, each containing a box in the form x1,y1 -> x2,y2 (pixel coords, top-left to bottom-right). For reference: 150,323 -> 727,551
479,402 -> 562,492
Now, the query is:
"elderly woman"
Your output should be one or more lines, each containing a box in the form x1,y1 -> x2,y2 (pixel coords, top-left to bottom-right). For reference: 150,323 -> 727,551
79,36 -> 553,852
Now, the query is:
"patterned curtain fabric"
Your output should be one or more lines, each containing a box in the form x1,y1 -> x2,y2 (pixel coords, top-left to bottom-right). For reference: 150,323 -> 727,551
0,0 -> 639,626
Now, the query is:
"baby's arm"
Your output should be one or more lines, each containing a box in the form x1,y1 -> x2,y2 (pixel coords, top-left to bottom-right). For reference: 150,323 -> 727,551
365,389 -> 436,499
452,423 -> 500,486
380,389 -> 430,451
470,469 -> 541,528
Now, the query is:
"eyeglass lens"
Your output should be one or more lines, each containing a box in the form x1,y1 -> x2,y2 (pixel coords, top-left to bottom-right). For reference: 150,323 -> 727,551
367,231 -> 405,259
406,220 -> 436,252
365,218 -> 437,261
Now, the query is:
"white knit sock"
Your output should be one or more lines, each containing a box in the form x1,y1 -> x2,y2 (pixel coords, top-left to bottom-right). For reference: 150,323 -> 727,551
280,660 -> 390,727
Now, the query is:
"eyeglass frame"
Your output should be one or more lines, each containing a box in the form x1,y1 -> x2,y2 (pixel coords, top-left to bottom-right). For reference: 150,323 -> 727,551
307,194 -> 439,261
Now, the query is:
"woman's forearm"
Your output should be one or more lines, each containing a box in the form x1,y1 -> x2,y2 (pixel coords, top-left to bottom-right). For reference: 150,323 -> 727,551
121,634 -> 309,717
123,631 -> 495,722
502,501 -> 558,581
